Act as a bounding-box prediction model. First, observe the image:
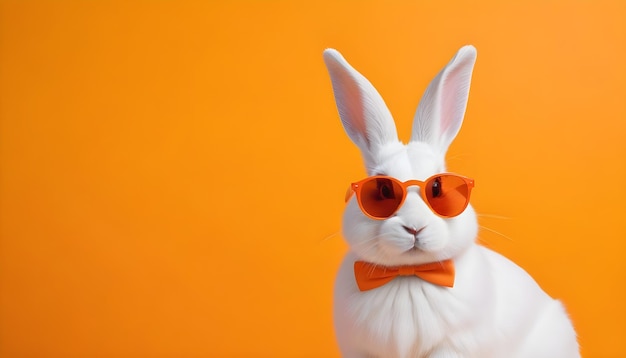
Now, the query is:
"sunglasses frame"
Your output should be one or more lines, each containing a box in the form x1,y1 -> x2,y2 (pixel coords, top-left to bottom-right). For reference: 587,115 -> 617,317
345,173 -> 475,220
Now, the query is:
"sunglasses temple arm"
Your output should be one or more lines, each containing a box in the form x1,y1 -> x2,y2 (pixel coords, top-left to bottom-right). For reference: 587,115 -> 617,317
345,186 -> 355,203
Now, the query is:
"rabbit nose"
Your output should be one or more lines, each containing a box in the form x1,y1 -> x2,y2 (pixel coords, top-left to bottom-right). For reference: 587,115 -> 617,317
403,226 -> 423,237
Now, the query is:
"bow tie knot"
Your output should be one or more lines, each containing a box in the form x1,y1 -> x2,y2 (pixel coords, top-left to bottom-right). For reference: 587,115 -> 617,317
354,259 -> 455,291
397,266 -> 415,276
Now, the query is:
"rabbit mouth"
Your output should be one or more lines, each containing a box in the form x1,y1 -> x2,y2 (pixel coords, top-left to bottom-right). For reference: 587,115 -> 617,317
402,226 -> 425,254
403,245 -> 424,255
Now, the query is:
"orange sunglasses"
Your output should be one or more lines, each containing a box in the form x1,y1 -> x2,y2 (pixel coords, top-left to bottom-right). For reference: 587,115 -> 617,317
345,174 -> 475,219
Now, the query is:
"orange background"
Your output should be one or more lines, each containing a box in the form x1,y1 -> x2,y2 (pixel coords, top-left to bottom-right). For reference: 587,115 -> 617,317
1,1 -> 625,357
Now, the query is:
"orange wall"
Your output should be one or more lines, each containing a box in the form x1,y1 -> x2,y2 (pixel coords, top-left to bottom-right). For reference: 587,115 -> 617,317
1,1 -> 625,357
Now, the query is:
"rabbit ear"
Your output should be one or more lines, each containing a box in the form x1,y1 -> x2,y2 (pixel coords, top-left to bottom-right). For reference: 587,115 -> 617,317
323,49 -> 398,162
410,45 -> 477,154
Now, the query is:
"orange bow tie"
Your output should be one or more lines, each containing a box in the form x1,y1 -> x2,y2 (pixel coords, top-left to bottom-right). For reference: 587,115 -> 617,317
354,259 -> 455,291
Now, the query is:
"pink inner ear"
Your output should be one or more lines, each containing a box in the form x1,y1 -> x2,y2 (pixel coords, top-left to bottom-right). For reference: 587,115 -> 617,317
324,49 -> 398,153
344,84 -> 368,136
439,66 -> 467,138
333,68 -> 369,146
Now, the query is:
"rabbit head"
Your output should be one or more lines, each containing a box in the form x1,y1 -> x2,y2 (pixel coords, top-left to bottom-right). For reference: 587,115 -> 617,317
324,46 -> 479,267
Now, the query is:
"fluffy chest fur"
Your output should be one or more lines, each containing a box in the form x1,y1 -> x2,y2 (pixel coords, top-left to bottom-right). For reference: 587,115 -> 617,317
334,249 -> 496,358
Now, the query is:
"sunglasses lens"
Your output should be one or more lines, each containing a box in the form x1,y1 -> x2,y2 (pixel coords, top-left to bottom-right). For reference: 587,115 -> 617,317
358,177 -> 404,218
425,175 -> 471,217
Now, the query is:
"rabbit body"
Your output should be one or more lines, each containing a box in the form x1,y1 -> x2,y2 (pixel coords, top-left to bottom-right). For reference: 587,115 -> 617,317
323,46 -> 579,358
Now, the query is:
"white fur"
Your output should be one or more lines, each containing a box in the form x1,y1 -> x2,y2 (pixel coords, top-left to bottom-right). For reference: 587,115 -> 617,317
323,46 -> 579,358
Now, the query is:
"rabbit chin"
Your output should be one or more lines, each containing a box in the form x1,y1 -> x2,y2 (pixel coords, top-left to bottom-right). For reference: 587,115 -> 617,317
342,202 -> 479,267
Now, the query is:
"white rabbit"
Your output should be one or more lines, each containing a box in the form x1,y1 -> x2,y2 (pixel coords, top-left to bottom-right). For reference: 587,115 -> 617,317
323,46 -> 579,358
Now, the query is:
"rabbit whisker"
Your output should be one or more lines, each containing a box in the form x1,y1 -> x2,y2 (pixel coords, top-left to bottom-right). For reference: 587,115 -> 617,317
319,231 -> 341,243
477,213 -> 512,220
479,225 -> 514,242
476,233 -> 492,247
